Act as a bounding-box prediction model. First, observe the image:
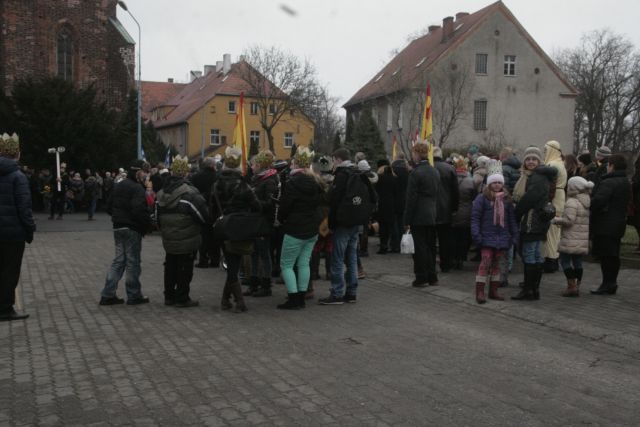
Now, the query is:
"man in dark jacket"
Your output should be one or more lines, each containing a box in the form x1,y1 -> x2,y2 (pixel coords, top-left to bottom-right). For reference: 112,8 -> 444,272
0,133 -> 35,321
405,143 -> 441,287
590,154 -> 630,295
390,154 -> 409,252
191,156 -> 218,268
99,159 -> 151,306
432,147 -> 459,272
157,156 -> 210,307
319,147 -> 376,305
593,146 -> 611,185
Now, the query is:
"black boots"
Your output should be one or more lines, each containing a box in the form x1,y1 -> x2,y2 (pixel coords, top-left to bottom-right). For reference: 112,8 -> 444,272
252,278 -> 272,297
277,292 -> 306,310
243,276 -> 259,296
513,264 -> 540,301
543,257 -> 559,273
227,282 -> 248,312
592,257 -> 619,295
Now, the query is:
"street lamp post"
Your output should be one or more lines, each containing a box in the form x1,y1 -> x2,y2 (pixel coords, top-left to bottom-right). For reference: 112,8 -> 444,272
118,1 -> 142,161
47,147 -> 66,191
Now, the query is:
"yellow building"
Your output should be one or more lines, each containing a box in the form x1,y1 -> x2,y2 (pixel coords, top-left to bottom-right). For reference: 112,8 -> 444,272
146,60 -> 314,161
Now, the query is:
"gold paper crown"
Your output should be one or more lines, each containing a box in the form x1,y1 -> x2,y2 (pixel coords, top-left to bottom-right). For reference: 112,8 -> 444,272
486,159 -> 503,177
0,133 -> 20,157
253,150 -> 275,169
294,146 -> 314,168
171,154 -> 190,176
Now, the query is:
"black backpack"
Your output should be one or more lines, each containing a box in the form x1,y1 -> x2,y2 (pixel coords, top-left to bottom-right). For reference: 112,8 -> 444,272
336,169 -> 375,226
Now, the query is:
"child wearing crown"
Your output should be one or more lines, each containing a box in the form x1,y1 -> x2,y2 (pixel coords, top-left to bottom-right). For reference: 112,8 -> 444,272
470,160 -> 519,304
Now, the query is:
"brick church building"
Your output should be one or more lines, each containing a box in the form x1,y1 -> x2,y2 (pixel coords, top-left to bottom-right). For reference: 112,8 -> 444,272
0,0 -> 135,111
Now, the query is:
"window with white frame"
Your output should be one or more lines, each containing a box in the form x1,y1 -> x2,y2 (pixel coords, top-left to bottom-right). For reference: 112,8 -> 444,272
228,100 -> 236,113
269,103 -> 277,115
250,102 -> 258,115
284,132 -> 294,148
473,100 -> 487,130
210,129 -> 221,145
504,55 -> 516,76
475,53 -> 488,74
250,130 -> 260,147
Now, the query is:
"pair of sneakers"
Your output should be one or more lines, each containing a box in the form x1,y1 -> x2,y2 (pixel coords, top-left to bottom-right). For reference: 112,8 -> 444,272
318,294 -> 356,305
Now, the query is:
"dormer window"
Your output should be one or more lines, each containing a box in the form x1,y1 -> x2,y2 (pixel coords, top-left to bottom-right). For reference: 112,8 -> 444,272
374,73 -> 384,83
415,56 -> 427,67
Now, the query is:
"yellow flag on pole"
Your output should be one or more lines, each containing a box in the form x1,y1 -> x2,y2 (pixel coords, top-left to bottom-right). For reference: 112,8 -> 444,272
420,83 -> 434,165
232,92 -> 248,175
391,134 -> 398,160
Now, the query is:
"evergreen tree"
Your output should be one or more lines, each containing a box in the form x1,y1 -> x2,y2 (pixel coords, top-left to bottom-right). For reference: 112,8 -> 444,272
347,108 -> 386,162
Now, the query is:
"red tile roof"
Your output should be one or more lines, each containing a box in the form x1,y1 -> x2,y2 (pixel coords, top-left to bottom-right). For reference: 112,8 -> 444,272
140,81 -> 187,120
344,1 -> 576,108
153,61 -> 264,128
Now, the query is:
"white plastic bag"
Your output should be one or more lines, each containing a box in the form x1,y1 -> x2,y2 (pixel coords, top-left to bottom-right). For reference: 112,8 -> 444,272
400,231 -> 414,254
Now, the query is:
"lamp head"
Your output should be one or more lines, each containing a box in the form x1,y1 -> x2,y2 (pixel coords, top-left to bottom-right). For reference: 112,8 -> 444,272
117,1 -> 128,11
57,146 -> 66,153
47,148 -> 57,154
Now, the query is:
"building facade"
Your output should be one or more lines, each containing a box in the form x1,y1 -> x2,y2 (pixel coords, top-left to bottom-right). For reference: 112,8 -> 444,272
0,0 -> 135,110
344,1 -> 578,156
149,59 -> 315,161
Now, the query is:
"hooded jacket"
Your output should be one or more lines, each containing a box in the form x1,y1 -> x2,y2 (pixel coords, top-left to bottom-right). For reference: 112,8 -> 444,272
502,155 -> 521,193
211,169 -> 260,217
251,168 -> 279,228
470,191 -> 518,250
452,171 -> 476,228
277,170 -> 325,239
107,173 -> 150,235
391,160 -> 409,214
157,176 -> 210,254
0,157 -> 35,242
555,190 -> 591,255
514,166 -> 557,241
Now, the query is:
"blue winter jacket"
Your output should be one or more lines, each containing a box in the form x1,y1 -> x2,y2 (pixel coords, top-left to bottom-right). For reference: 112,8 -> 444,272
0,157 -> 36,242
470,192 -> 518,249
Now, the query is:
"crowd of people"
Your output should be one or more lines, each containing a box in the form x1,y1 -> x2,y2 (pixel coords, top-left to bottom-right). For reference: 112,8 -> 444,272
2,128 -> 640,320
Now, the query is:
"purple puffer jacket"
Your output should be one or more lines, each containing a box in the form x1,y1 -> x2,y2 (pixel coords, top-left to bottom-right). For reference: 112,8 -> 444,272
470,193 -> 518,249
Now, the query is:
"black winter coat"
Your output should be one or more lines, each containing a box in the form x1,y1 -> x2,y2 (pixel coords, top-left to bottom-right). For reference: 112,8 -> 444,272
391,160 -> 409,214
591,170 -> 631,240
277,171 -> 325,240
107,175 -> 150,235
212,169 -> 260,217
0,157 -> 36,242
452,172 -> 476,228
515,166 -> 557,242
251,169 -> 279,227
190,168 -> 216,203
502,155 -> 521,193
434,159 -> 459,224
404,160 -> 440,227
375,167 -> 396,223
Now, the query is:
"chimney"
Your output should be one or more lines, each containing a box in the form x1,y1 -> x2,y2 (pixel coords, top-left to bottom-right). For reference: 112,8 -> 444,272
190,70 -> 202,82
442,16 -> 454,42
455,12 -> 469,20
167,78 -> 174,83
215,61 -> 223,73
204,64 -> 216,75
223,53 -> 231,74
428,25 -> 440,33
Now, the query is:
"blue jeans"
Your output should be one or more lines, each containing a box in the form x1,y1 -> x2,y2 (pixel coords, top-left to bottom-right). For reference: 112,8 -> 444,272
87,197 -> 97,219
521,240 -> 544,264
559,252 -> 583,271
280,234 -> 317,293
101,228 -> 143,299
330,225 -> 360,297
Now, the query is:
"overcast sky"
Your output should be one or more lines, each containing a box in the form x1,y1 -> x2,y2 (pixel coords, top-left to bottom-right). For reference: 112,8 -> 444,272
118,0 -> 640,108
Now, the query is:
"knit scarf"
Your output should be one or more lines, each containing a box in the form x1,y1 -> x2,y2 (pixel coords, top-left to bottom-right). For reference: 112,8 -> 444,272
512,169 -> 532,203
493,191 -> 506,228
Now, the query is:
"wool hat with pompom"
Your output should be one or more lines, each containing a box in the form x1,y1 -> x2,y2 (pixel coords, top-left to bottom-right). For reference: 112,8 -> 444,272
567,176 -> 594,193
523,146 -> 543,163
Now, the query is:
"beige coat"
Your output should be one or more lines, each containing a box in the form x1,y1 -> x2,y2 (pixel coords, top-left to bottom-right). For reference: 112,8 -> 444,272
543,157 -> 567,258
555,192 -> 590,255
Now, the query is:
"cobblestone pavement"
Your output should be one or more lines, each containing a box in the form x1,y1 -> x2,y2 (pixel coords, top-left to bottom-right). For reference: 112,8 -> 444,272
1,212 -> 639,426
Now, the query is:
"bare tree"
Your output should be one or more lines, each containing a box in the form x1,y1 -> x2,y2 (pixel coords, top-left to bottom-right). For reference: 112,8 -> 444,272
555,30 -> 640,154
239,45 -> 321,152
430,56 -> 473,148
304,86 -> 343,154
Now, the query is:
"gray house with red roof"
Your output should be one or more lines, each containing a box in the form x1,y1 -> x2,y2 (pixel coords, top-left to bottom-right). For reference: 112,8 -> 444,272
344,1 -> 578,156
